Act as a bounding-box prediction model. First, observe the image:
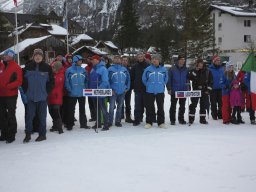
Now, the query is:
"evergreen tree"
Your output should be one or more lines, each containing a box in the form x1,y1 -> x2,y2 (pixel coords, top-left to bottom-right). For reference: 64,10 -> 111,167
180,0 -> 214,58
114,0 -> 140,53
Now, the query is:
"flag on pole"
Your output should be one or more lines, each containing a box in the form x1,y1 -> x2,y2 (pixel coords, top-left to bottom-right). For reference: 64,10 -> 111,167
241,52 -> 256,110
63,0 -> 67,29
13,0 -> 18,7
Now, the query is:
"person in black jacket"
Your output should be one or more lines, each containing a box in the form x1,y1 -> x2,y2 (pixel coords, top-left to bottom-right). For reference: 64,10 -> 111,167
130,53 -> 149,126
188,59 -> 213,124
121,56 -> 134,123
22,48 -> 55,143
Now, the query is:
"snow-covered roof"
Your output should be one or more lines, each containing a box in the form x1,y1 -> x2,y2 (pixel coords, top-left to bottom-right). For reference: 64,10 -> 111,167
104,41 -> 118,50
211,4 -> 256,17
73,45 -> 108,56
71,34 -> 94,46
48,24 -> 67,36
0,35 -> 51,55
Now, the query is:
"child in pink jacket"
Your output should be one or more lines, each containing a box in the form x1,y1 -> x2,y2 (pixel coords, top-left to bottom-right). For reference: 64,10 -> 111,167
230,80 -> 245,124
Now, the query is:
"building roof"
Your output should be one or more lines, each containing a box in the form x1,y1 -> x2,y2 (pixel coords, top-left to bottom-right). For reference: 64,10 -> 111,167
71,34 -> 94,46
211,4 -> 256,17
96,41 -> 118,50
73,45 -> 108,56
48,24 -> 67,36
0,35 -> 51,55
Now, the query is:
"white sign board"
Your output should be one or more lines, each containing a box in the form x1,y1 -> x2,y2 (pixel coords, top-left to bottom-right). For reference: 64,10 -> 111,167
175,90 -> 201,98
83,89 -> 112,97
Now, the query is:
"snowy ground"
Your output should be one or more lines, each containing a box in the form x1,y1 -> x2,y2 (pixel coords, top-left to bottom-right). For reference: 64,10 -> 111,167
0,94 -> 256,192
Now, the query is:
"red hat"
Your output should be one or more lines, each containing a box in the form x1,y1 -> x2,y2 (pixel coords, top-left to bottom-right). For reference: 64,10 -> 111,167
91,55 -> 101,61
145,53 -> 151,60
212,55 -> 221,63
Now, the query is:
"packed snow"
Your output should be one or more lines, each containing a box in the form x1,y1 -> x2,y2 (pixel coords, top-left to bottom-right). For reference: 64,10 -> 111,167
211,4 -> 256,17
0,92 -> 256,192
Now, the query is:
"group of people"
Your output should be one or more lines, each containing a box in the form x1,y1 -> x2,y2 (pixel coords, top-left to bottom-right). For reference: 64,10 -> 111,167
0,49 -> 255,144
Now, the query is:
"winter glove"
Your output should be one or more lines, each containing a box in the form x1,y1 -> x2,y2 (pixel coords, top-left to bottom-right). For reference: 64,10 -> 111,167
192,71 -> 197,77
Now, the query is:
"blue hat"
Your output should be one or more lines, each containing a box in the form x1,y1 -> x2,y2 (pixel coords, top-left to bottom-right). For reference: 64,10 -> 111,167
73,55 -> 83,63
4,49 -> 16,58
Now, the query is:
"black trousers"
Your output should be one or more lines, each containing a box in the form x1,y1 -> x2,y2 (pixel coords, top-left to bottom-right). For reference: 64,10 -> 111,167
61,96 -> 69,125
145,93 -> 165,125
169,94 -> 186,122
0,96 -> 18,139
189,93 -> 208,121
210,89 -> 222,119
88,97 -> 96,120
66,97 -> 87,128
232,106 -> 242,120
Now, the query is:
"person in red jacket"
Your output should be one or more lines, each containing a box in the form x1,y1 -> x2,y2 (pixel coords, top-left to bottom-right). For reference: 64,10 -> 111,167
48,61 -> 65,134
61,53 -> 73,126
0,49 -> 22,143
236,70 -> 250,111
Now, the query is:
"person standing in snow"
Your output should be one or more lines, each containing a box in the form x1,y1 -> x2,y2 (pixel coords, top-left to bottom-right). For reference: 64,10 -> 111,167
108,55 -> 130,127
22,48 -> 55,143
188,59 -> 213,125
88,55 -> 110,131
48,61 -> 65,134
229,80 -> 244,124
130,52 -> 149,126
208,55 -> 224,120
121,56 -> 134,123
142,54 -> 168,128
243,72 -> 256,125
220,62 -> 236,124
65,55 -> 89,130
0,49 -> 23,143
167,54 -> 189,125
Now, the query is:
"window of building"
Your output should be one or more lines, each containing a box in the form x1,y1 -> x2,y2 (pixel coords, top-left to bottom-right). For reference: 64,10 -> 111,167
218,37 -> 222,45
218,23 -> 222,30
218,12 -> 222,17
244,35 -> 251,43
244,20 -> 251,27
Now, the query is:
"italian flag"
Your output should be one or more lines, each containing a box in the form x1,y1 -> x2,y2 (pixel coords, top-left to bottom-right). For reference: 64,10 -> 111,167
242,53 -> 256,110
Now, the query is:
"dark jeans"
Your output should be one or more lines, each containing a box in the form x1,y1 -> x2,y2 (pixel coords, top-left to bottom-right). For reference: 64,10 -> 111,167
24,104 -> 39,132
88,97 -> 96,120
134,91 -> 145,122
169,94 -> 186,122
0,96 -> 18,139
189,93 -> 208,120
92,97 -> 109,128
210,89 -> 222,119
49,104 -> 61,122
109,93 -> 126,124
26,100 -> 47,136
66,97 -> 87,128
232,106 -> 242,120
122,90 -> 132,118
145,93 -> 165,125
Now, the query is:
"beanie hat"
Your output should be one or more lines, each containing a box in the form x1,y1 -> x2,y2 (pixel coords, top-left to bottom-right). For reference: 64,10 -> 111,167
52,61 -> 63,71
33,48 -> 44,57
4,49 -> 16,58
212,55 -> 221,63
151,54 -> 162,63
72,55 -> 83,64
91,55 -> 101,61
226,61 -> 234,70
65,53 -> 73,59
145,53 -> 151,60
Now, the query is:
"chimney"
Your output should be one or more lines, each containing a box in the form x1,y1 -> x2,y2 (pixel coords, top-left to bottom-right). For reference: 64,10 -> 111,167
249,0 -> 253,8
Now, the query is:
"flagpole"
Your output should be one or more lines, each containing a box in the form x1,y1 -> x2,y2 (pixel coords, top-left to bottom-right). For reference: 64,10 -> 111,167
14,4 -> 20,65
66,1 -> 69,54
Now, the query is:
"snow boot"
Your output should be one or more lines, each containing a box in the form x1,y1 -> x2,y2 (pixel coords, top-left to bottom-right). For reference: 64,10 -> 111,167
35,135 -> 46,142
189,115 -> 195,125
251,120 -> 256,125
23,133 -> 31,143
231,118 -> 239,125
115,122 -> 122,127
200,116 -> 208,124
125,115 -> 134,123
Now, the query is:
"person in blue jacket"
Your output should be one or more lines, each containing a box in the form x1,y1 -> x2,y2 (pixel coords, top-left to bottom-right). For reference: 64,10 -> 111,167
108,55 -> 130,127
208,55 -> 224,120
88,55 -> 110,131
167,54 -> 189,125
142,54 -> 168,128
65,55 -> 89,130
